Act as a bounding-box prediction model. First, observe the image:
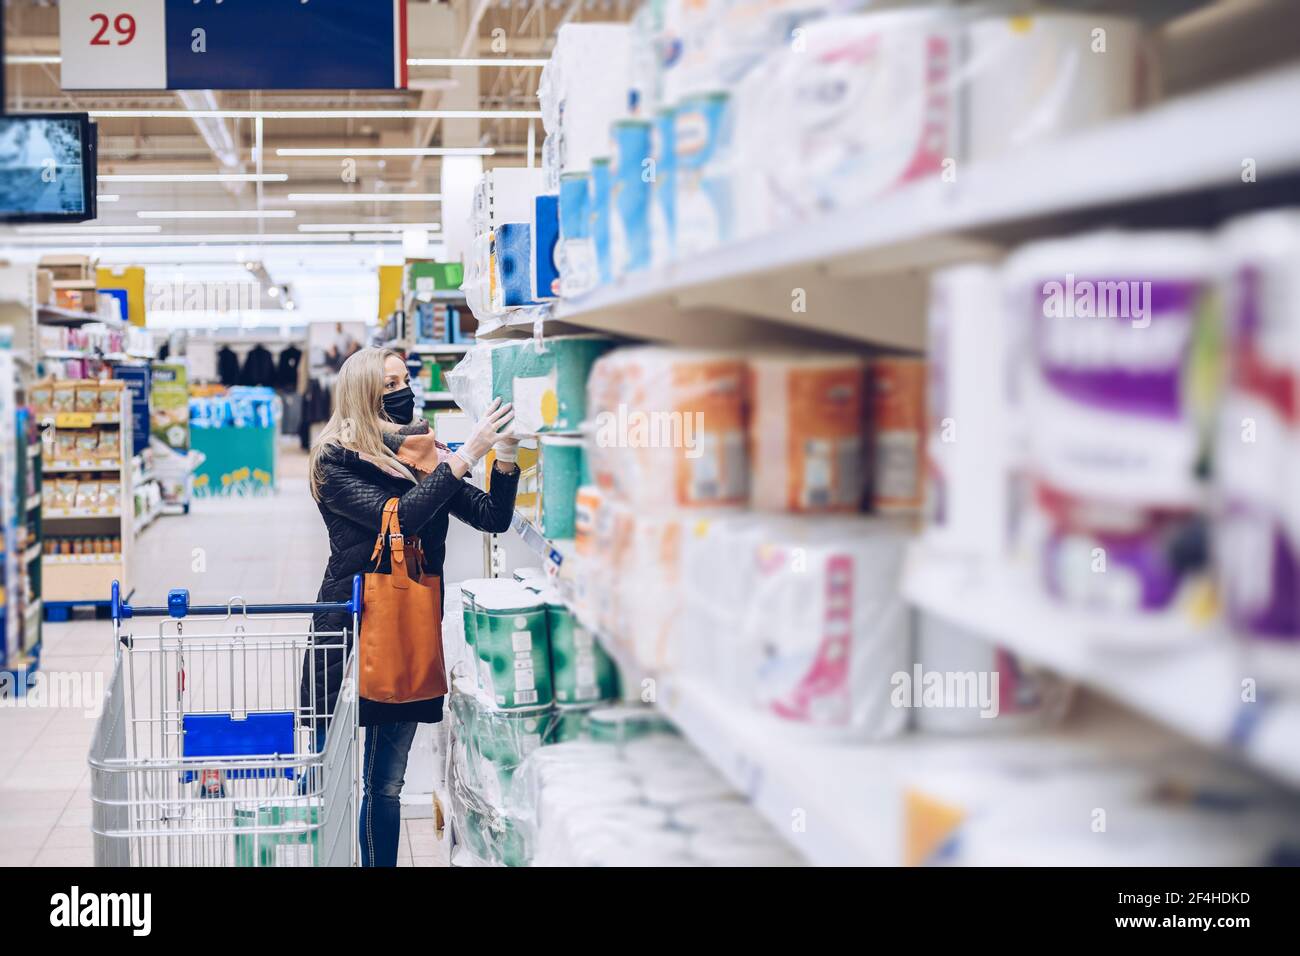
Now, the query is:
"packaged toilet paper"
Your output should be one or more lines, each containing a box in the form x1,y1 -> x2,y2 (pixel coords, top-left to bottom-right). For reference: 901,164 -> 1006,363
650,107 -> 677,267
683,513 -> 912,739
961,11 -> 1155,162
924,264 -> 1011,559
870,356 -> 927,514
587,347 -> 750,510
474,585 -> 554,710
611,118 -> 654,275
1003,231 -> 1220,508
539,23 -> 633,175
1028,481 -> 1214,634
749,353 -> 867,512
912,613 -> 1073,735
557,171 -> 597,297
674,91 -> 735,256
731,9 -> 960,236
543,590 -> 618,705
490,335 -> 616,435
1216,211 -> 1300,670
539,435 -> 587,540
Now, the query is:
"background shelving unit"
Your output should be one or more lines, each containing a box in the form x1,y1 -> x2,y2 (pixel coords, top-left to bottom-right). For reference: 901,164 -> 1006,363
39,393 -> 134,619
487,45 -> 1300,865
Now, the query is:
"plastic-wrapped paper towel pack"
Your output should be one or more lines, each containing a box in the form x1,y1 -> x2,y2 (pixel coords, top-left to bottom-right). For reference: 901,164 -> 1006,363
538,23 -> 633,175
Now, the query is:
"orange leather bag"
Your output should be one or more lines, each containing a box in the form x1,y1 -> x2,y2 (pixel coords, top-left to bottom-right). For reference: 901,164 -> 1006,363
358,498 -> 447,704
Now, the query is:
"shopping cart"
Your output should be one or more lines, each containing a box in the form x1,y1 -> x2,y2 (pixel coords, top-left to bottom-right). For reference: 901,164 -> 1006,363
89,577 -> 363,867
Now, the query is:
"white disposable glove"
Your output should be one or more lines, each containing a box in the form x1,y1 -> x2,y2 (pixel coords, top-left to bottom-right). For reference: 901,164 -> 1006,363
456,398 -> 514,468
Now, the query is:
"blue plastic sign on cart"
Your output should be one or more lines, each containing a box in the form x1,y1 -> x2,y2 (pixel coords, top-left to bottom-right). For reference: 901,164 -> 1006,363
59,0 -> 408,90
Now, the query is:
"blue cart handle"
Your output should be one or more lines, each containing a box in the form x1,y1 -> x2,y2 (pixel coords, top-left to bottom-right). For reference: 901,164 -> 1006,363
111,576 -> 363,625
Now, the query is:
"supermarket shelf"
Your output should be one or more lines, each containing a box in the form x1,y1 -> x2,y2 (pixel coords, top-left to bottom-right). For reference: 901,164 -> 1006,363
543,64 -> 1300,350
901,546 -> 1300,788
24,600 -> 42,627
39,413 -> 121,426
22,543 -> 41,565
42,349 -> 94,359
37,305 -> 125,328
26,493 -> 40,511
43,507 -> 122,519
26,443 -> 39,460
509,511 -> 567,570
43,461 -> 122,473
44,553 -> 123,566
425,391 -> 455,402
42,348 -> 130,361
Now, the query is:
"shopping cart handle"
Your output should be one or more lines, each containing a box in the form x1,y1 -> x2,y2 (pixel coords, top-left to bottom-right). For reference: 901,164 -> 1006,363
110,576 -> 364,624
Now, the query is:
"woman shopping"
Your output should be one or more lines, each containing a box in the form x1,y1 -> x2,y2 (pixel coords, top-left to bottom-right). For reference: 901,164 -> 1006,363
303,347 -> 519,866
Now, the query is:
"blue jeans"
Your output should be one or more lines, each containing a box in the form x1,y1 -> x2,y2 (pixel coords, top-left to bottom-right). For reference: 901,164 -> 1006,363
359,721 -> 419,867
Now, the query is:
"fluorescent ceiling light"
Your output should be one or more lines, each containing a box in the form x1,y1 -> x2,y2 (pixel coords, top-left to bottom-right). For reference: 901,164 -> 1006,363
276,147 -> 494,157
89,109 -> 541,120
297,222 -> 442,232
6,54 -> 61,64
287,193 -> 440,203
0,233 -> 404,246
407,58 -> 548,68
137,210 -> 297,219
97,194 -> 120,202
15,225 -> 163,235
99,173 -> 288,183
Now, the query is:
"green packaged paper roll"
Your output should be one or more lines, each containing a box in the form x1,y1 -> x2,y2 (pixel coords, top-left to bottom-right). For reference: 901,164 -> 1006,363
544,592 -> 617,704
540,435 -> 586,540
475,585 -> 554,710
490,335 -> 614,434
547,703 -> 596,743
587,705 -> 676,744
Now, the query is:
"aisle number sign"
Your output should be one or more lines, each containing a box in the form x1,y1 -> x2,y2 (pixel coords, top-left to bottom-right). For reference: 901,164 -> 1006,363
60,0 -> 408,91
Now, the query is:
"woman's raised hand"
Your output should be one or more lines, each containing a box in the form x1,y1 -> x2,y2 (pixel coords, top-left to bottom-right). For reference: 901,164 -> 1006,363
460,398 -> 515,464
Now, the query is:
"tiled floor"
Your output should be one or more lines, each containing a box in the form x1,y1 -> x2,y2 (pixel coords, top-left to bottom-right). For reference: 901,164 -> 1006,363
1,446 -> 449,868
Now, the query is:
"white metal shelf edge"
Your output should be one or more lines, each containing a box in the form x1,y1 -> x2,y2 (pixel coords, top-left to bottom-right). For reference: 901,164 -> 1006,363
901,545 -> 1300,788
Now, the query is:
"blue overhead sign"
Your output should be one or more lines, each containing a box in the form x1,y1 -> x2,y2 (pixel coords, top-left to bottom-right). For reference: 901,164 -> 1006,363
60,0 -> 408,91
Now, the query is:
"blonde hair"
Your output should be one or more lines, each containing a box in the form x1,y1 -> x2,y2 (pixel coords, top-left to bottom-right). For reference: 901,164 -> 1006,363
309,347 -> 417,500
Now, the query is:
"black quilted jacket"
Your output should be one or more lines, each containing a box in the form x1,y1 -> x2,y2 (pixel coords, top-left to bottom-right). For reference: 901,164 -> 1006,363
302,441 -> 518,728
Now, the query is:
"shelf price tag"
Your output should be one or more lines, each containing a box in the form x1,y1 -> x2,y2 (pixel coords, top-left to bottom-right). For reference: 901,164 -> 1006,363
60,0 -> 167,90
55,413 -> 95,429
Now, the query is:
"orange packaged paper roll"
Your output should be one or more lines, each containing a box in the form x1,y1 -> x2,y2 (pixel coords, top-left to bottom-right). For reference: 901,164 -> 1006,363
588,348 -> 749,510
750,354 -> 866,512
870,356 -> 927,513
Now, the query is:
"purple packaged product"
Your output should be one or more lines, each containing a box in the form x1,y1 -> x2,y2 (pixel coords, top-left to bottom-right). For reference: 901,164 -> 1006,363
1217,212 -> 1300,649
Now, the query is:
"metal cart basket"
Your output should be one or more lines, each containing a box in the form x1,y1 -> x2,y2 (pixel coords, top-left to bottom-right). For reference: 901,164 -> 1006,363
89,577 -> 362,867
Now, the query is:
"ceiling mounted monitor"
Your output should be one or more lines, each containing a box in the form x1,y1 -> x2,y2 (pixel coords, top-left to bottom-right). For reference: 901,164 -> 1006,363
0,113 -> 99,223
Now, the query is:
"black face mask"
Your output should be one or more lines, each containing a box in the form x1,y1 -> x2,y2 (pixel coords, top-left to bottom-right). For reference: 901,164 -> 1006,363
382,386 -> 415,425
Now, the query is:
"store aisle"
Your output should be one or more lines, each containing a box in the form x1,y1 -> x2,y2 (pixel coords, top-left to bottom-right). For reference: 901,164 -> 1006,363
0,448 -> 447,867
